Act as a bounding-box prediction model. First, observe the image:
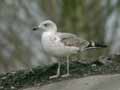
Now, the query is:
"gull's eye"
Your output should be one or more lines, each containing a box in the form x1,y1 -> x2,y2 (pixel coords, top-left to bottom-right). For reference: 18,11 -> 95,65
44,23 -> 49,27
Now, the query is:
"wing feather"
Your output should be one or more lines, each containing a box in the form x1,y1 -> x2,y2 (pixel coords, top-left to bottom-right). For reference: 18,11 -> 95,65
56,32 -> 89,49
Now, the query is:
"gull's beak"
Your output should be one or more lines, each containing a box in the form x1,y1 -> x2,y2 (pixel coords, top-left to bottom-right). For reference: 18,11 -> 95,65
32,26 -> 39,31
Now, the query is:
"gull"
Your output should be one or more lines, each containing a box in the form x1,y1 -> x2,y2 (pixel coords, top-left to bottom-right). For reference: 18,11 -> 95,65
32,20 -> 107,79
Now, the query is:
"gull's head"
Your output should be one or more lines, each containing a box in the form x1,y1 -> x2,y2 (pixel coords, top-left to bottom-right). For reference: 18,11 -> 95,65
33,20 -> 57,32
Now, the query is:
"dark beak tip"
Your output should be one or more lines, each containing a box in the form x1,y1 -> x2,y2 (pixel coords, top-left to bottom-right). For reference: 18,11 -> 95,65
32,27 -> 38,31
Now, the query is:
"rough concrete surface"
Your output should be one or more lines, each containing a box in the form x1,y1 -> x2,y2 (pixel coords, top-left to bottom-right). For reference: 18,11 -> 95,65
23,74 -> 120,90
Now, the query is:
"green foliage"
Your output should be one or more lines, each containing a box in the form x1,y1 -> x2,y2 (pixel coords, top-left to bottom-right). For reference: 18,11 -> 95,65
59,0 -> 106,42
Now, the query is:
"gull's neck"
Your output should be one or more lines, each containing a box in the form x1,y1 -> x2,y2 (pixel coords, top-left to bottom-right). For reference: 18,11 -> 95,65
43,29 -> 57,36
47,23 -> 57,32
49,30 -> 57,33
46,28 -> 57,33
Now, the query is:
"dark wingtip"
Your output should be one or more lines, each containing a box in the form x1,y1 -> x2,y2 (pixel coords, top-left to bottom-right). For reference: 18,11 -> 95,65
95,44 -> 108,48
88,41 -> 108,48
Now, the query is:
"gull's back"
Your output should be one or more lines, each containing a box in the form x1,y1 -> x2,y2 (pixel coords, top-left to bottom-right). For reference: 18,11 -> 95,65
56,32 -> 89,51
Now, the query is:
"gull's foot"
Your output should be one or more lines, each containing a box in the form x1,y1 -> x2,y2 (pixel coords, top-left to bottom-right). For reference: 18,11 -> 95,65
49,74 -> 60,79
61,73 -> 70,78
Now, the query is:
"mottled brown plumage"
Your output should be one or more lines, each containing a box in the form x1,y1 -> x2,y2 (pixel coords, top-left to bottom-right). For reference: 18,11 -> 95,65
57,32 -> 89,50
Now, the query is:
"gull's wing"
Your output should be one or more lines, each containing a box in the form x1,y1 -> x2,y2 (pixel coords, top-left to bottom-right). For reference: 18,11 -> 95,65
56,32 -> 89,49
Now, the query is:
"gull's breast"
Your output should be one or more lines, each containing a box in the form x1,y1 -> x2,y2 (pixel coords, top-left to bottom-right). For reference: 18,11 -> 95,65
41,32 -> 79,56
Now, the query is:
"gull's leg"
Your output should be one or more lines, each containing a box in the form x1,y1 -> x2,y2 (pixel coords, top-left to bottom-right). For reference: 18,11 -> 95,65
62,56 -> 70,77
49,61 -> 61,79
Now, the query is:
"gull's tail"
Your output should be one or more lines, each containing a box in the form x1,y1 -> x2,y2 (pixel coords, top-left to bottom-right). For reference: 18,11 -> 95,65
78,41 -> 108,52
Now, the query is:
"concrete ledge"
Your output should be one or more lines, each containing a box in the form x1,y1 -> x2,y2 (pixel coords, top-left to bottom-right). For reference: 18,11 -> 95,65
24,74 -> 120,90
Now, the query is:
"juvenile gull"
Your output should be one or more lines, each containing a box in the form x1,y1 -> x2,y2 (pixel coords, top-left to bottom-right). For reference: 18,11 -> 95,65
32,20 -> 107,79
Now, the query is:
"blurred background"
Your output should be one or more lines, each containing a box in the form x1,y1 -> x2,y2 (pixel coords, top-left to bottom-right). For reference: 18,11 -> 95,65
0,0 -> 120,73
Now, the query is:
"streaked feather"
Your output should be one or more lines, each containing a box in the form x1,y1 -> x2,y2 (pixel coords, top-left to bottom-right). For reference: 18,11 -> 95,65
56,32 -> 89,49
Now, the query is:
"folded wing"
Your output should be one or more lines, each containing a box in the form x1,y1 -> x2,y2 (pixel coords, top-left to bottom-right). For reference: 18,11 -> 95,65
56,32 -> 89,50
